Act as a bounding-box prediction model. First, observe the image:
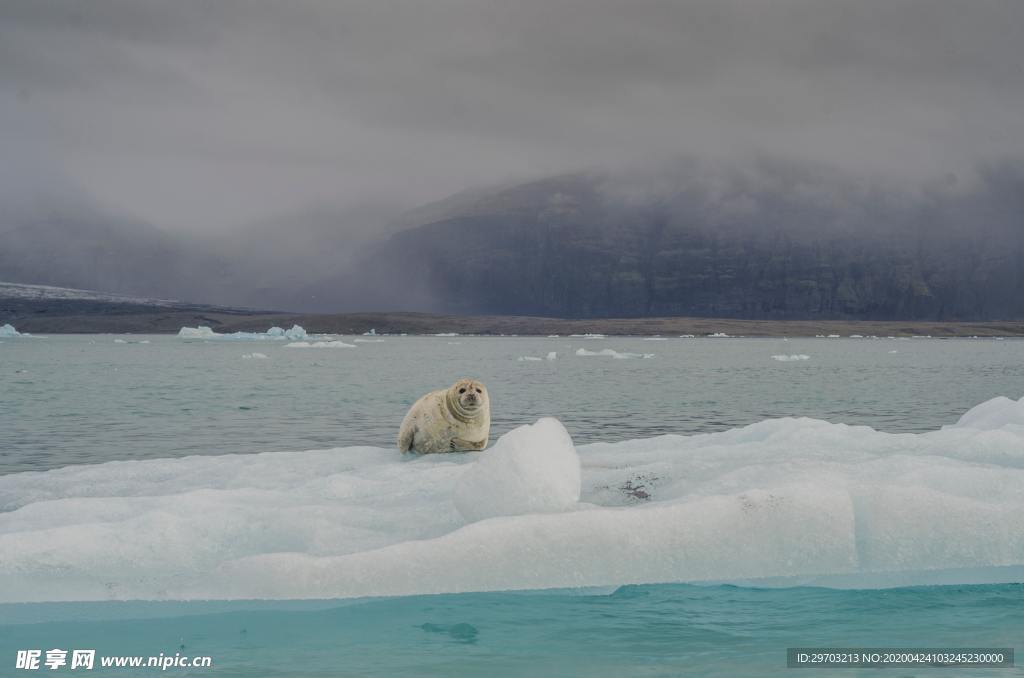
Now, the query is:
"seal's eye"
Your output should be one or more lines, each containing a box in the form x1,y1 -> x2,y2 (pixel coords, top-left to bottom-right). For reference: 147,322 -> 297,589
459,388 -> 466,394
475,388 -> 482,394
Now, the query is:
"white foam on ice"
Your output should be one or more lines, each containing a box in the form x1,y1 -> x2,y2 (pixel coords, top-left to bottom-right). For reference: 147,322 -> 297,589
3,396 -> 1024,602
575,348 -> 654,359
177,325 -> 308,341
771,354 -> 810,362
285,340 -> 356,349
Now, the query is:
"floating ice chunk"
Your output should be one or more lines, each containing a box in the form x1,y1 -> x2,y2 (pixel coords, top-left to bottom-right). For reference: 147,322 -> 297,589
827,334 -> 841,338
570,333 -> 606,339
363,328 -> 377,336
575,348 -> 653,359
517,356 -> 543,361
285,340 -> 355,348
139,340 -> 150,344
0,323 -> 29,337
679,334 -> 696,338
434,332 -> 460,337
643,337 -> 668,341
178,325 -> 307,341
889,350 -> 899,354
177,325 -> 216,339
353,338 -> 384,343
265,325 -> 309,340
547,334 -> 560,338
707,332 -> 730,338
113,338 -> 127,344
771,354 -> 810,362
242,352 -> 269,360
453,418 -> 581,523
849,334 -> 864,338
546,352 -> 557,361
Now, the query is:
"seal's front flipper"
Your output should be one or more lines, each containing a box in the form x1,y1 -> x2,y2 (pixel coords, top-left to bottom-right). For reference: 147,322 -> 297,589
451,437 -> 487,452
398,426 -> 416,453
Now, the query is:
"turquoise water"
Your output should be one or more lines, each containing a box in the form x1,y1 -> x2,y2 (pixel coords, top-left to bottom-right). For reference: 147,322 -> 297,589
2,583 -> 1022,676
2,334 -> 1022,675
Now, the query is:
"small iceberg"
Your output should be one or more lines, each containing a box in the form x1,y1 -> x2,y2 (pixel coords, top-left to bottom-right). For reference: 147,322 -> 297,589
0,323 -> 29,338
517,356 -> 543,361
242,352 -> 269,359
576,348 -> 653,359
546,351 -> 557,361
285,340 -> 356,348
178,325 -> 308,341
570,333 -> 606,339
707,332 -> 731,338
771,354 -> 810,362
363,328 -> 377,336
434,332 -> 460,337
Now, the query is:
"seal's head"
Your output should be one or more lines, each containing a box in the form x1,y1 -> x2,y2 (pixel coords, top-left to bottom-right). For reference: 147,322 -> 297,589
447,378 -> 489,421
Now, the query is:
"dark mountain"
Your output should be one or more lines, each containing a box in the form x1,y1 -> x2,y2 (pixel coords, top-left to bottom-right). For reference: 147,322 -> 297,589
1,159 -> 1022,320
350,161 -> 1024,320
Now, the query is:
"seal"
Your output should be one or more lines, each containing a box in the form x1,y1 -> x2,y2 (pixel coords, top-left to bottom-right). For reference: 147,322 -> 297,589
397,378 -> 490,453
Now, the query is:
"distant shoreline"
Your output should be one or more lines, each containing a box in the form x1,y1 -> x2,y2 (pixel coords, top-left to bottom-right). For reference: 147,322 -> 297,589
6,306 -> 1024,337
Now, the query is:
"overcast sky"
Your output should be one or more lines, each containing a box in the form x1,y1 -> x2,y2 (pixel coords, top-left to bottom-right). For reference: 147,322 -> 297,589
2,0 -> 1023,232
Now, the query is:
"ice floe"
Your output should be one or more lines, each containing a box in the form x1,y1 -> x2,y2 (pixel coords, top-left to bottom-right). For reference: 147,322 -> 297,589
285,340 -> 355,349
3,396 -> 1024,602
771,354 -> 810,362
177,325 -> 308,341
575,348 -> 654,359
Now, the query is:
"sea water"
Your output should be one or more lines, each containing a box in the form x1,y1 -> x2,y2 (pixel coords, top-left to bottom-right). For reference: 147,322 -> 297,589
2,335 -> 1023,675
